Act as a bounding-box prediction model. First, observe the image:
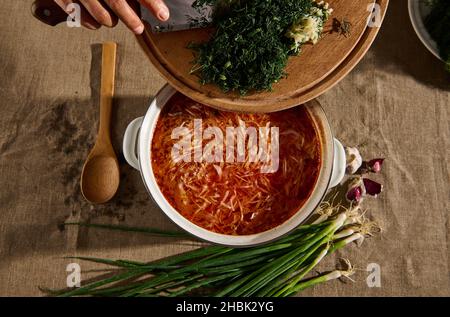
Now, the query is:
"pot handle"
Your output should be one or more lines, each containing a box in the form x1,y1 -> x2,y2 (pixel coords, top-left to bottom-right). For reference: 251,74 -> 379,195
123,117 -> 143,171
329,139 -> 346,188
32,0 -> 68,26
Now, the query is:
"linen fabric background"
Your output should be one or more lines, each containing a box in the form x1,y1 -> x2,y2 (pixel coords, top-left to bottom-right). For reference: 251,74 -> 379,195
0,0 -> 448,296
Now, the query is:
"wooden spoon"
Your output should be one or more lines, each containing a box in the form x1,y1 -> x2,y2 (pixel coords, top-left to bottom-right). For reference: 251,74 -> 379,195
80,42 -> 120,204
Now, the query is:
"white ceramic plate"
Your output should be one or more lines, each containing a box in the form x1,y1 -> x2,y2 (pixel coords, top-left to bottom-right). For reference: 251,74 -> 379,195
408,0 -> 443,61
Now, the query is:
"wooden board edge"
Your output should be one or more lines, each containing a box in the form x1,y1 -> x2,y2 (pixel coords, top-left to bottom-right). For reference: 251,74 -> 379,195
136,0 -> 389,113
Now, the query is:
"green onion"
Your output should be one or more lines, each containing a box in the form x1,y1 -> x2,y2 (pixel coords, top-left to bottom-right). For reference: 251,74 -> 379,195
65,222 -> 189,238
44,208 -> 373,297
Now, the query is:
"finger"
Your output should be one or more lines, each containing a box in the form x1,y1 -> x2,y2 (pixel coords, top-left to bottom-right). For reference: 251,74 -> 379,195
104,0 -> 144,34
54,0 -> 101,29
140,0 -> 169,21
79,0 -> 118,27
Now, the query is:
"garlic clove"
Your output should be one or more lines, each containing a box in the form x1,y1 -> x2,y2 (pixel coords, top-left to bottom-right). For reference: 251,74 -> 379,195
363,178 -> 383,197
346,186 -> 363,203
345,147 -> 362,175
346,177 -> 366,203
367,158 -> 384,173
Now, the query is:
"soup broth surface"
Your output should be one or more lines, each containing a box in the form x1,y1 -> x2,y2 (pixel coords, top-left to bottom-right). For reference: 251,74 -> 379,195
152,93 -> 321,235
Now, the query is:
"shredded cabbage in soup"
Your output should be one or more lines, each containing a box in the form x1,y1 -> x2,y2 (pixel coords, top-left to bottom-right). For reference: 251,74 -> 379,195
152,93 -> 321,235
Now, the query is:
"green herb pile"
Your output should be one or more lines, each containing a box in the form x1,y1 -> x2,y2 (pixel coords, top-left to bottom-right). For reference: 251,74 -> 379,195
424,0 -> 450,72
190,0 -> 328,95
42,204 -> 377,297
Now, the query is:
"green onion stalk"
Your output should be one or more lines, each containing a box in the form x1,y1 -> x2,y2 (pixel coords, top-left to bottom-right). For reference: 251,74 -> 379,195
42,204 -> 376,297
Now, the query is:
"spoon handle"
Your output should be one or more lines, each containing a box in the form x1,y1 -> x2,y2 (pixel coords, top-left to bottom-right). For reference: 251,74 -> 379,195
98,42 -> 117,144
31,0 -> 67,26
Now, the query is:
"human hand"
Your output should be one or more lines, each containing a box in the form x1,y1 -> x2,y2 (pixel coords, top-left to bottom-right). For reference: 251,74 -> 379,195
53,0 -> 170,34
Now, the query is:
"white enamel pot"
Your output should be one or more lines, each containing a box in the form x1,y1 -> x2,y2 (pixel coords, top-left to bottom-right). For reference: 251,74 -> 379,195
123,85 -> 346,247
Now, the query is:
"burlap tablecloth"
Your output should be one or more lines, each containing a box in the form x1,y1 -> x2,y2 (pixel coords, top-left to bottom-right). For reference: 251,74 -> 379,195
0,0 -> 448,296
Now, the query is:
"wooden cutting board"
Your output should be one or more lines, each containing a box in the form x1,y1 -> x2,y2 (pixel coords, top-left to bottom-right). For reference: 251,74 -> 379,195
136,0 -> 389,113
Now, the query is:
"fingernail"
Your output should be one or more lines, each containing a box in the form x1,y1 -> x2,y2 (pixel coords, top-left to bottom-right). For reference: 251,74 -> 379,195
83,21 -> 101,30
133,24 -> 144,34
158,8 -> 169,21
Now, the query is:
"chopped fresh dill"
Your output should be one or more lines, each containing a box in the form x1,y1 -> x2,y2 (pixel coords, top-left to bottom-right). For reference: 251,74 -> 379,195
189,0 -> 332,95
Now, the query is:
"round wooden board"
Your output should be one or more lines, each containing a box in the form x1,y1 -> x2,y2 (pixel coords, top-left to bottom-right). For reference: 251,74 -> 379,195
136,0 -> 389,113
